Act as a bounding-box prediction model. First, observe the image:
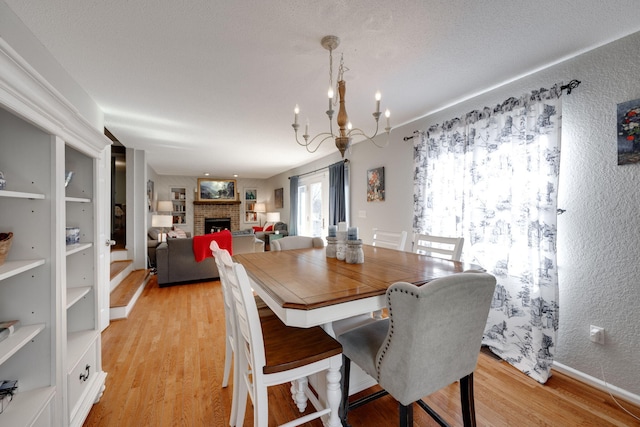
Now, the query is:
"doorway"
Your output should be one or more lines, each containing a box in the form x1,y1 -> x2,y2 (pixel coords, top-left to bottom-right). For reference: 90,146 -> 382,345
109,136 -> 126,249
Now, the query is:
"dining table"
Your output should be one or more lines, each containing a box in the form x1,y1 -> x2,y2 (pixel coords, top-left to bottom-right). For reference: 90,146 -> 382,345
234,244 -> 480,329
233,244 -> 482,396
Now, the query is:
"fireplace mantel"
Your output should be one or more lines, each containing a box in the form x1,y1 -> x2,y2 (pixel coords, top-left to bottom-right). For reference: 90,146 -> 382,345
194,200 -> 241,205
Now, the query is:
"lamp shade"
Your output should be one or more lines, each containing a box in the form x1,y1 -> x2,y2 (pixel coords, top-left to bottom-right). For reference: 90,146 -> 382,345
157,200 -> 173,213
151,214 -> 173,228
266,212 -> 280,223
254,203 -> 266,213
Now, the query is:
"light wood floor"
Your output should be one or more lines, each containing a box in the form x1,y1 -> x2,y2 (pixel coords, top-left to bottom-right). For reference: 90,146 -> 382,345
84,276 -> 640,426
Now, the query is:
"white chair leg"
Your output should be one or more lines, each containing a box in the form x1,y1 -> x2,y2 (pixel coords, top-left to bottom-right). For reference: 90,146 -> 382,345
326,359 -> 343,427
222,336 -> 232,387
292,377 -> 309,412
372,309 -> 384,320
255,384 -> 270,427
234,374 -> 248,427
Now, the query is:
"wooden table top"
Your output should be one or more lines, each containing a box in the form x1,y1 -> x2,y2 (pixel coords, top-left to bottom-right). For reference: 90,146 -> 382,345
234,245 -> 480,311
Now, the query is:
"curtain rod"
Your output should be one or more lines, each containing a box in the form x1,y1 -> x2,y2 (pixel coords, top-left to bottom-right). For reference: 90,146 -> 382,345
402,79 -> 582,141
288,159 -> 349,180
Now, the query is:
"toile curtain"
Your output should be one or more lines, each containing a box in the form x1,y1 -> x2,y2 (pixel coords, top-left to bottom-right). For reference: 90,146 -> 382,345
412,85 -> 563,383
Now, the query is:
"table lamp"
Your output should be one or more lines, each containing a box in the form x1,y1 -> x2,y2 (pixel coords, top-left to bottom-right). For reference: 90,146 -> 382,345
157,200 -> 173,214
151,214 -> 173,242
254,202 -> 266,225
266,212 -> 281,233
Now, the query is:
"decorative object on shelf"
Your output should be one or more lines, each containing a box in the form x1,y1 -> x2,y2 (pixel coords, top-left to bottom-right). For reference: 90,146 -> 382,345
64,170 -> 74,188
274,187 -> 284,209
292,35 -> 391,158
0,379 -> 18,414
367,166 -> 385,202
0,232 -> 13,266
0,170 -> 5,190
197,178 -> 236,201
65,227 -> 80,245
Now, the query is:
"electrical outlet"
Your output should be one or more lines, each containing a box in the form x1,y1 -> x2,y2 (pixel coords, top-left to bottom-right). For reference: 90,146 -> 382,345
590,325 -> 605,344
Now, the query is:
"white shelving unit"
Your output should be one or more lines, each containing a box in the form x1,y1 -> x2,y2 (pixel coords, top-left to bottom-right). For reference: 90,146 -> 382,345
170,187 -> 186,225
0,38 -> 110,426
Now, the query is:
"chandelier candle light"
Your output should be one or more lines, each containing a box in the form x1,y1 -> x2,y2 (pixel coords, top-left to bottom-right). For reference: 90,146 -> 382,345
292,35 -> 391,158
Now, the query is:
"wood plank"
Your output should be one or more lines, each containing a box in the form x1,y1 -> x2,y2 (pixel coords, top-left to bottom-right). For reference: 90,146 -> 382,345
84,276 -> 640,427
109,269 -> 150,308
109,260 -> 131,280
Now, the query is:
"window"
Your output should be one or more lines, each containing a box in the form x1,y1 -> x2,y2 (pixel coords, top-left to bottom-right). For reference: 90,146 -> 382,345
296,172 -> 329,237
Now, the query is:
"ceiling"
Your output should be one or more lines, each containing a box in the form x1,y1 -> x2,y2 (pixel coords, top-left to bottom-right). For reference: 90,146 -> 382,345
5,1 -> 640,179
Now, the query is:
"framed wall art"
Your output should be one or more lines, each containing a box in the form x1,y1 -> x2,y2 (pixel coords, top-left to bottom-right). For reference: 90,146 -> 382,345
367,167 -> 385,202
244,188 -> 257,200
147,180 -> 154,211
617,98 -> 640,165
197,178 -> 237,201
274,187 -> 284,209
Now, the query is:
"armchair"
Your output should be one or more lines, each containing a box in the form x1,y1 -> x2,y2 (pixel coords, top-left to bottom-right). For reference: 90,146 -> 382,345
254,221 -> 288,245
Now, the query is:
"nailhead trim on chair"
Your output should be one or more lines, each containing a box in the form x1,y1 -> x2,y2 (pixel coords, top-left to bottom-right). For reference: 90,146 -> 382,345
376,286 -> 420,381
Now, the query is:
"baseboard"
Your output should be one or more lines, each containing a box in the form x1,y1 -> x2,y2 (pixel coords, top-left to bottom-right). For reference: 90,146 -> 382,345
552,361 -> 640,406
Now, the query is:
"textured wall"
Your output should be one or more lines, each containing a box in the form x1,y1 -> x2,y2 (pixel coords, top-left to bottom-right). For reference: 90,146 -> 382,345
259,30 -> 640,397
344,31 -> 640,396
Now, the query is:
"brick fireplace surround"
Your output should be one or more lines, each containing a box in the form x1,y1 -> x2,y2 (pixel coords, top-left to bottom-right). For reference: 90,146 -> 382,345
193,201 -> 241,235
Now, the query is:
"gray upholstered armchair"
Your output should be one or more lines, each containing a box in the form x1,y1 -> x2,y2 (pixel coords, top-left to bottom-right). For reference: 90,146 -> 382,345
337,271 -> 496,426
254,221 -> 288,245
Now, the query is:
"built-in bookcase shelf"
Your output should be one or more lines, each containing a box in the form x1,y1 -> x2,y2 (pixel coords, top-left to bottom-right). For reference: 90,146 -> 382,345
171,187 -> 187,225
0,323 -> 46,365
0,38 -> 109,425
0,189 -> 45,200
67,286 -> 91,309
0,259 -> 45,281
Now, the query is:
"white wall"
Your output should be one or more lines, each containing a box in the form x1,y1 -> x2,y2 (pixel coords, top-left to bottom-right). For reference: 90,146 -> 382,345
0,1 -> 103,131
275,31 -> 640,398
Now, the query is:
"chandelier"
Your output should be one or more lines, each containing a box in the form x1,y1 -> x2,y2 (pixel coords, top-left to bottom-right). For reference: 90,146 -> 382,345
292,35 -> 391,158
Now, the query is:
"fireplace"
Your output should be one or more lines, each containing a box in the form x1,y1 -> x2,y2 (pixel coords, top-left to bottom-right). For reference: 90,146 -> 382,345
193,200 -> 241,235
204,217 -> 232,234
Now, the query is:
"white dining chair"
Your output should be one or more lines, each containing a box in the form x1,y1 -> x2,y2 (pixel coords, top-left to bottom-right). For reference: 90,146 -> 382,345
222,252 -> 343,427
271,235 -> 325,251
211,240 -> 274,426
338,271 -> 496,426
413,233 -> 464,261
372,228 -> 408,251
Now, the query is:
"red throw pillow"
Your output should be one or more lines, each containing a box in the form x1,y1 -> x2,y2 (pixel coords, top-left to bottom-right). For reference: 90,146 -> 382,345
264,225 -> 273,232
252,226 -> 264,232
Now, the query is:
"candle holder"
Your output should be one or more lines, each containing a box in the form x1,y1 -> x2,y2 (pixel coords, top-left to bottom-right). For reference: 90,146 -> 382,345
336,231 -> 347,261
326,236 -> 337,258
346,239 -> 364,264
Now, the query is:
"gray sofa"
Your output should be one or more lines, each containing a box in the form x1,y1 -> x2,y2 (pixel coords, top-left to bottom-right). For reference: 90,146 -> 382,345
156,232 -> 264,287
147,227 -> 192,268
